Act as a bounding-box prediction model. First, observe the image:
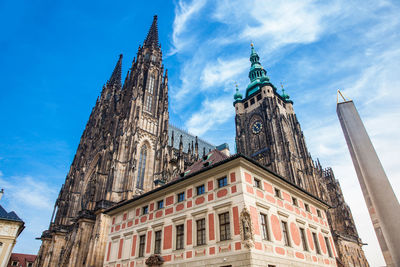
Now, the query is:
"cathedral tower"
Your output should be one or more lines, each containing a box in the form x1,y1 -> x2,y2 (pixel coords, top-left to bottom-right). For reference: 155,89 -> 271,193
35,16 -> 216,267
234,44 -> 369,267
35,16 -> 171,267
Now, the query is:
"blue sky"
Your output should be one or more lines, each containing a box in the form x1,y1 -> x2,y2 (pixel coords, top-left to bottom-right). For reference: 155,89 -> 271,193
1,0 -> 399,266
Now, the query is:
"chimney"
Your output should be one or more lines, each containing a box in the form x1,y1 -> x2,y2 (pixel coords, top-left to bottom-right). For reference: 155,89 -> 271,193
0,189 -> 3,201
216,143 -> 230,157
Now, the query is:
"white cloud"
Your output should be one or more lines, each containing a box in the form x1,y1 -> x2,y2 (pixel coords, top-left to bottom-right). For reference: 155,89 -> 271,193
0,173 -> 56,211
170,0 -> 207,55
201,57 -> 248,89
0,171 -> 58,254
186,96 -> 235,136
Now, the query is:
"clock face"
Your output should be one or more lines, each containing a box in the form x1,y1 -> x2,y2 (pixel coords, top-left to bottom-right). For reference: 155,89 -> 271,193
252,121 -> 263,134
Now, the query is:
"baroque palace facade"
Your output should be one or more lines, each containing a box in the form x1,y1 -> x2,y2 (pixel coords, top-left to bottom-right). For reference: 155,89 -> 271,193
35,16 -> 368,267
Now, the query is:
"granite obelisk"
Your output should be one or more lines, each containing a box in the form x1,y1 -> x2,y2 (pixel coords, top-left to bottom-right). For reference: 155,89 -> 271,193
337,94 -> 400,267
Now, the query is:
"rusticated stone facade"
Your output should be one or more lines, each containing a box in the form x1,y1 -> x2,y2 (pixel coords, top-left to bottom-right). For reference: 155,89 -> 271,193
234,45 -> 369,266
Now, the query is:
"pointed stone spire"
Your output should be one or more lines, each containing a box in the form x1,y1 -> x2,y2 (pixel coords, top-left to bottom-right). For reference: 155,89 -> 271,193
195,136 -> 199,158
144,15 -> 160,48
179,135 -> 183,154
107,54 -> 123,89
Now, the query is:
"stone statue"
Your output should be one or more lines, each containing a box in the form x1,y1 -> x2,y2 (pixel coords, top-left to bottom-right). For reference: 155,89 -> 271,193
239,207 -> 254,248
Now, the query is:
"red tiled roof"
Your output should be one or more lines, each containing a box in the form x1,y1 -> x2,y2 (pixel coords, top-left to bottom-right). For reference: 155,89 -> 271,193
170,149 -> 229,181
183,149 -> 229,175
8,253 -> 36,267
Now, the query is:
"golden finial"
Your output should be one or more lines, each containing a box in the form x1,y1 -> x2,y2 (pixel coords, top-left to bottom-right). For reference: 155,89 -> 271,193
337,89 -> 352,103
250,43 -> 254,47
280,82 -> 284,89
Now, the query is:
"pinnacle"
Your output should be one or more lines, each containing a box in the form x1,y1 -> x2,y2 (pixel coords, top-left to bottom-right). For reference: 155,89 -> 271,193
144,15 -> 160,47
107,54 -> 123,89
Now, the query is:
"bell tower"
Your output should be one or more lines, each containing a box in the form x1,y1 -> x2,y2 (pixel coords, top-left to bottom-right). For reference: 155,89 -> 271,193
234,44 -> 370,267
234,44 -> 319,195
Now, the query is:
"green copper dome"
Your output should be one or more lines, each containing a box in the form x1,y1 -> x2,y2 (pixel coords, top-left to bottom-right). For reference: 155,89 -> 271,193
233,85 -> 243,101
246,44 -> 270,97
281,88 -> 290,100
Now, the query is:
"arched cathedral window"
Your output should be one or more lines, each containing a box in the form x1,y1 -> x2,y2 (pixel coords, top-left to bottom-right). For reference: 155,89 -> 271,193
137,145 -> 147,189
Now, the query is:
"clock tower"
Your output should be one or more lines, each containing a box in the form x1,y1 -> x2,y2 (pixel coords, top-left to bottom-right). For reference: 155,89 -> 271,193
234,45 -> 370,267
234,44 -> 320,195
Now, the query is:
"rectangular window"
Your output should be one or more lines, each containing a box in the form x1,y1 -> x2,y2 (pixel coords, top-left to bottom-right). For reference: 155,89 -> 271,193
292,197 -> 298,206
256,94 -> 262,101
154,230 -> 162,254
176,224 -> 184,250
305,203 -> 310,212
274,188 -> 281,198
219,212 -> 231,241
281,221 -> 290,246
217,177 -> 228,188
148,76 -> 155,94
300,227 -> 308,251
177,192 -> 185,202
142,206 -> 148,215
317,209 -> 322,218
196,185 -> 205,196
312,232 -> 321,254
196,218 -> 206,246
157,200 -> 164,210
254,178 -> 261,189
260,213 -> 270,240
244,102 -> 248,108
139,235 -> 146,257
250,98 -> 255,105
145,95 -> 152,112
325,236 -> 333,257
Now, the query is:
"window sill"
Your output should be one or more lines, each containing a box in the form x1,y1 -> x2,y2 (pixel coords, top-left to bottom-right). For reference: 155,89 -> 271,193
217,238 -> 232,244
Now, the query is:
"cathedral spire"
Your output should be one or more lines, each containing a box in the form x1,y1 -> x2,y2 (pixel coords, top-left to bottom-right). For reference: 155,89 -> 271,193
144,15 -> 160,48
107,54 -> 123,89
245,44 -> 270,97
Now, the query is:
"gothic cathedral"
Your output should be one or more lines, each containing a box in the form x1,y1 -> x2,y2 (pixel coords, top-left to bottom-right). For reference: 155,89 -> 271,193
35,16 -> 369,267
